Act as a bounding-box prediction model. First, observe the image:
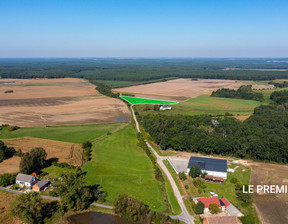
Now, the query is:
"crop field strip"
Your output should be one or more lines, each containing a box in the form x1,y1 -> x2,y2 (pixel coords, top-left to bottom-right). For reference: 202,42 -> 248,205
82,125 -> 168,212
120,96 -> 178,105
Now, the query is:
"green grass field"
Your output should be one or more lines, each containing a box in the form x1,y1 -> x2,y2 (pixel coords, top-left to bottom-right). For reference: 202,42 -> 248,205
82,125 -> 167,212
136,94 -> 261,117
121,96 -> 178,105
0,123 -> 127,143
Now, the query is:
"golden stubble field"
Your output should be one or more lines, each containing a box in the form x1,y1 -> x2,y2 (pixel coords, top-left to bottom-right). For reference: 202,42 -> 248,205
0,137 -> 83,174
0,78 -> 130,127
114,79 -> 245,101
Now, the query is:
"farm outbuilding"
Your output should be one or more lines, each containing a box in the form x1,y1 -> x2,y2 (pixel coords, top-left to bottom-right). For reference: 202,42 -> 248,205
187,156 -> 227,179
33,179 -> 50,192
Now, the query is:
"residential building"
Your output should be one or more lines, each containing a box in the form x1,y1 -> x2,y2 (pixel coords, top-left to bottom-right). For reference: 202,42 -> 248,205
16,173 -> 35,187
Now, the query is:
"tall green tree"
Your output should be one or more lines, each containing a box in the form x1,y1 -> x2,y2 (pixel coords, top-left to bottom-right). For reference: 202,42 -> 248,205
189,165 -> 201,178
195,201 -> 204,214
20,147 -> 47,174
51,169 -> 93,212
10,192 -> 46,224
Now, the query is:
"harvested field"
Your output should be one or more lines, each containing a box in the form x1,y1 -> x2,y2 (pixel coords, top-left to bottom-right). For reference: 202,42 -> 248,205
248,161 -> 288,224
0,191 -> 21,224
0,78 -> 130,127
114,79 -> 243,100
1,137 -> 83,166
0,157 -> 21,175
114,79 -> 274,101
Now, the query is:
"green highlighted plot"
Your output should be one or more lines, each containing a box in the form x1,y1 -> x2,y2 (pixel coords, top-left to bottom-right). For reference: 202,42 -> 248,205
120,96 -> 178,105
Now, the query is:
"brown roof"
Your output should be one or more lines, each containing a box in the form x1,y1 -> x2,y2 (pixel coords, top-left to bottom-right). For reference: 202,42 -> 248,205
205,216 -> 241,224
214,177 -> 224,181
205,175 -> 214,179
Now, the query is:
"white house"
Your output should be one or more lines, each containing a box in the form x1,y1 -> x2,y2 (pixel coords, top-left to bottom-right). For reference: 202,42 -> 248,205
16,173 -> 36,187
160,105 -> 171,110
186,156 -> 227,179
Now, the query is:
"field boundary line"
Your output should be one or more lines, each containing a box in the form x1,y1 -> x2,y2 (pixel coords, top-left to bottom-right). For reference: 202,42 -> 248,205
91,123 -> 129,143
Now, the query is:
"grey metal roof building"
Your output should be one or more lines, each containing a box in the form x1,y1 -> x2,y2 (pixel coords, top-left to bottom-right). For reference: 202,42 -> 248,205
35,179 -> 49,189
187,156 -> 227,173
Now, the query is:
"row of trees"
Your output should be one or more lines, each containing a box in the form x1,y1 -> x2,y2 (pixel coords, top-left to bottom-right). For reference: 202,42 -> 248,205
114,194 -> 180,224
211,85 -> 264,101
269,81 -> 288,88
142,104 -> 288,163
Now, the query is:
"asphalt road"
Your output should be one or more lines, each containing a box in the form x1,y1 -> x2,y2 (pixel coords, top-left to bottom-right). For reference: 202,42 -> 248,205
0,187 -> 114,210
131,105 -> 195,224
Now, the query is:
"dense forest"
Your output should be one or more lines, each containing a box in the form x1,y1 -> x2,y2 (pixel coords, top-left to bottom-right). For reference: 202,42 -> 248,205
141,104 -> 288,163
211,85 -> 264,101
270,90 -> 288,104
1,58 -> 288,86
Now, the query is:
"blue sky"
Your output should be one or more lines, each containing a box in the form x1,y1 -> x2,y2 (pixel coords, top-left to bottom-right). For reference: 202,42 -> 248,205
0,0 -> 287,57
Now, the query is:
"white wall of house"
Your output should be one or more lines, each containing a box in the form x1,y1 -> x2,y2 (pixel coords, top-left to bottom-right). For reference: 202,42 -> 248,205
186,169 -> 227,179
16,176 -> 35,187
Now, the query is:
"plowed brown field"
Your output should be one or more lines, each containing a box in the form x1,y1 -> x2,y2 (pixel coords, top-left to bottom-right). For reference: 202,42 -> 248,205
0,78 -> 130,126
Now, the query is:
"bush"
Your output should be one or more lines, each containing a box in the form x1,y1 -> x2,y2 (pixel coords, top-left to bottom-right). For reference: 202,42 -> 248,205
209,203 -> 221,214
200,171 -> 208,179
0,173 -> 16,187
20,147 -> 47,174
8,126 -> 19,132
179,172 -> 187,181
230,177 -> 239,184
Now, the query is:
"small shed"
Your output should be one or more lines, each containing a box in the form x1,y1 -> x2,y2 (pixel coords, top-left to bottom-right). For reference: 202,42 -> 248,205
33,179 -> 50,192
16,174 -> 35,187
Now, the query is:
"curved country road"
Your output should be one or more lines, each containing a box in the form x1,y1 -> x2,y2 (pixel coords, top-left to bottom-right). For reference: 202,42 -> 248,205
131,105 -> 194,224
0,187 -> 114,210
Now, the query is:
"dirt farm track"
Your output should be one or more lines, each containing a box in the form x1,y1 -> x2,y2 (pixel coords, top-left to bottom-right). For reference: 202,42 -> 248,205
0,78 -> 130,127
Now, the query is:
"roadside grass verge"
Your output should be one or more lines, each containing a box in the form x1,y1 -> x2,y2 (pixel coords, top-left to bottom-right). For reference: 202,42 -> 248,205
0,123 -> 127,143
82,125 -> 167,212
163,160 -> 184,196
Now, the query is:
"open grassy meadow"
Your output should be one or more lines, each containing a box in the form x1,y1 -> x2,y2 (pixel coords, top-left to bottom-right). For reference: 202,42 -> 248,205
0,123 -> 127,143
136,94 -> 261,117
82,125 -> 167,212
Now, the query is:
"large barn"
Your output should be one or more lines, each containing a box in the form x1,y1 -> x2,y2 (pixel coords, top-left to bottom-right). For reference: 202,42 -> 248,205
187,156 -> 227,179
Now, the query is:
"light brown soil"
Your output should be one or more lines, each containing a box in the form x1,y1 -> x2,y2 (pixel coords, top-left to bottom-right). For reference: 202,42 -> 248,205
0,157 -> 21,175
0,191 -> 21,224
0,78 -> 130,127
245,161 -> 288,224
114,79 -> 274,101
1,137 -> 83,167
114,79 -> 244,99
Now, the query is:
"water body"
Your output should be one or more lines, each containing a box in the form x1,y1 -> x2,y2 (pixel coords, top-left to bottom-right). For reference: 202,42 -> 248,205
67,212 -> 135,224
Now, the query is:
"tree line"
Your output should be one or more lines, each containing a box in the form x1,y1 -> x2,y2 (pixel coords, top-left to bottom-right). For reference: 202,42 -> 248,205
141,104 -> 288,163
270,90 -> 288,104
211,85 -> 264,101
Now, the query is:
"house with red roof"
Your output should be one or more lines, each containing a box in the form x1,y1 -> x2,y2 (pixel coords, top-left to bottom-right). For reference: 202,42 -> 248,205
194,197 -> 243,217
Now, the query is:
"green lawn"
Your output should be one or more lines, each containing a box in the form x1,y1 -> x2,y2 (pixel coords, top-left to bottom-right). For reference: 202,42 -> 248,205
0,123 -> 127,143
121,96 -> 178,105
82,125 -> 167,212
